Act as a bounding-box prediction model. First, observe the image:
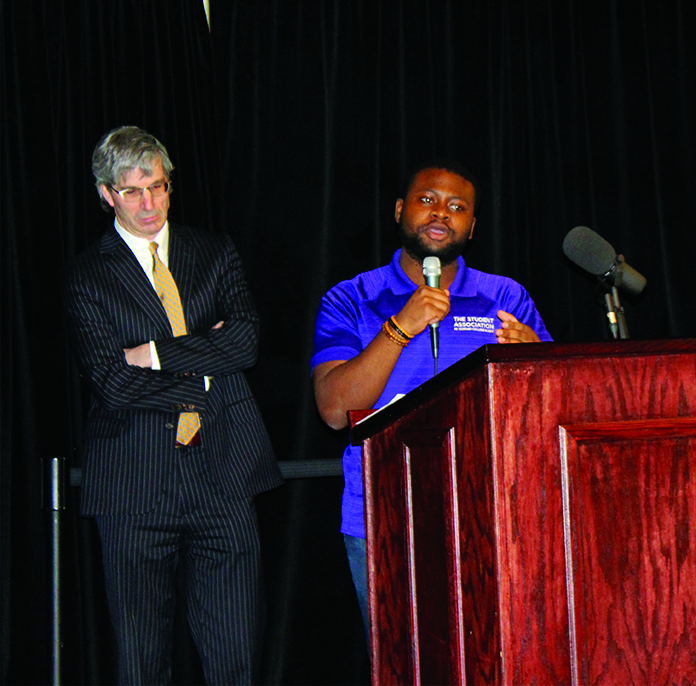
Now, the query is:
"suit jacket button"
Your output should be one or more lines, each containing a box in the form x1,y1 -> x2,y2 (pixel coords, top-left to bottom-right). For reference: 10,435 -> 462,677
165,423 -> 175,430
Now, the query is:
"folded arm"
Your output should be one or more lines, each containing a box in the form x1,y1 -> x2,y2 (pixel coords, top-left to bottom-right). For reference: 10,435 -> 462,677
63,239 -> 257,412
153,243 -> 260,376
63,278 -> 208,413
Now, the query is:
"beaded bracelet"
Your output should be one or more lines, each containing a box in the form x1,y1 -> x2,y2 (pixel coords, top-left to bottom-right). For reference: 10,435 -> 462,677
382,320 -> 409,347
388,315 -> 414,341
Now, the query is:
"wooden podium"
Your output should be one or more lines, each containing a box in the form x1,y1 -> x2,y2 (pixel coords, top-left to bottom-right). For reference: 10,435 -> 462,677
350,340 -> 696,686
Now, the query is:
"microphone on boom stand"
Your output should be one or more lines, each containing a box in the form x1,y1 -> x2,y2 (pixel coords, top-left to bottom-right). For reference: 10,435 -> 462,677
563,226 -> 646,339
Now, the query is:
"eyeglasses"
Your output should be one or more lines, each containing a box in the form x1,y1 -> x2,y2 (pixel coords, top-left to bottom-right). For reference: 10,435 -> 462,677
110,181 -> 171,203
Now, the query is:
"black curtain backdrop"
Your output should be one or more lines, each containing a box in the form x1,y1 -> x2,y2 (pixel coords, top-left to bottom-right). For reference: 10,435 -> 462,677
2,0 -> 696,684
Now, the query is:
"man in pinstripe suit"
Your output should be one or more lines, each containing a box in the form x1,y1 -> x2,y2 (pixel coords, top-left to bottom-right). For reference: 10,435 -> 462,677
63,126 -> 283,685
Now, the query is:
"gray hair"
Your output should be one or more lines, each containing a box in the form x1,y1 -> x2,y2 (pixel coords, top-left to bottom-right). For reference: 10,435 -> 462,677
92,126 -> 174,211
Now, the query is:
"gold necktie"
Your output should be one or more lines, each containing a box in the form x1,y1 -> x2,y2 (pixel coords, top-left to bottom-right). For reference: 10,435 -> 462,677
149,242 -> 201,445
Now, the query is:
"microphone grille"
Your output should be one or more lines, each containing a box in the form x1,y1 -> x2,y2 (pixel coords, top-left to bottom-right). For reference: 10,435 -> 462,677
423,256 -> 441,276
563,226 -> 616,275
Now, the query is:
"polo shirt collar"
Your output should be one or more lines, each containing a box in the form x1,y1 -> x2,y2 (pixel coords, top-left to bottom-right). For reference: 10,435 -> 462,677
390,249 -> 476,296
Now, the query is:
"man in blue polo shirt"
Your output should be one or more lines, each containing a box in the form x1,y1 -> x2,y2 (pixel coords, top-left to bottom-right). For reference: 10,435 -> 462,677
311,162 -> 552,636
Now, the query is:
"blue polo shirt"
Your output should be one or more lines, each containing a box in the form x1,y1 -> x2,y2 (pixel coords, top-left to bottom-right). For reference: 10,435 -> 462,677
311,249 -> 552,537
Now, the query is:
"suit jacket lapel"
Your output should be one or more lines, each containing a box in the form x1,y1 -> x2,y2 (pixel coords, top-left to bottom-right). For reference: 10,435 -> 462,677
100,228 -> 172,335
168,224 -> 197,325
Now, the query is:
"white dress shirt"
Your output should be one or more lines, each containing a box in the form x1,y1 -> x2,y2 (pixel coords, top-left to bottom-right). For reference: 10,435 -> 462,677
114,221 -> 210,390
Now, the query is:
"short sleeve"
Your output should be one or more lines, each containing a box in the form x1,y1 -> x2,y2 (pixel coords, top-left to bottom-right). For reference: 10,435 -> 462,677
310,285 -> 365,370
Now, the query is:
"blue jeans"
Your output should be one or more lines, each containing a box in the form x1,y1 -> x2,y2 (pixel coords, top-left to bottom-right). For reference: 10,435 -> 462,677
343,534 -> 369,641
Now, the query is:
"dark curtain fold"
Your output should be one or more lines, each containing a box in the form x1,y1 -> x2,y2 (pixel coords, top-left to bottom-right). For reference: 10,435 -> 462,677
3,0 -> 696,684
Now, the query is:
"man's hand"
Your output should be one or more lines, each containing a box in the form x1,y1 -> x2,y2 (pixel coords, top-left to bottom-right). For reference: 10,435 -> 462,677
313,286 -> 450,430
395,286 -> 450,336
124,343 -> 152,367
495,310 -> 540,344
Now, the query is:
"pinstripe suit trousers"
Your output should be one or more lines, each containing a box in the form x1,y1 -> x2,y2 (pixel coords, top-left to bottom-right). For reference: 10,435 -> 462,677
96,443 -> 264,686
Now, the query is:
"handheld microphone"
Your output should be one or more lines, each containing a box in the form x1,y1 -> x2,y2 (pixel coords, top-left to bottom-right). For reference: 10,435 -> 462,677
422,256 -> 441,363
562,226 -> 646,296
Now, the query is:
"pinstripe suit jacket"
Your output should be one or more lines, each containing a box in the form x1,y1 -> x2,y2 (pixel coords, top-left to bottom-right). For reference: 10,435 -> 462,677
64,224 -> 283,515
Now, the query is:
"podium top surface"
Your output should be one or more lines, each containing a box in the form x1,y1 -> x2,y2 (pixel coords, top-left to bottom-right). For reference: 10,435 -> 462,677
349,338 -> 696,445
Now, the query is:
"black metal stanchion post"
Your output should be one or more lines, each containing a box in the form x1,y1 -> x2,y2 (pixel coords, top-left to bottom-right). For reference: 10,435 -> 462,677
39,457 -> 343,686
42,457 -> 67,686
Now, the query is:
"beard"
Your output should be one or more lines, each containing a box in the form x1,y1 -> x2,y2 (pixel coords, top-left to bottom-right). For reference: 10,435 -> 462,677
398,220 -> 472,266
